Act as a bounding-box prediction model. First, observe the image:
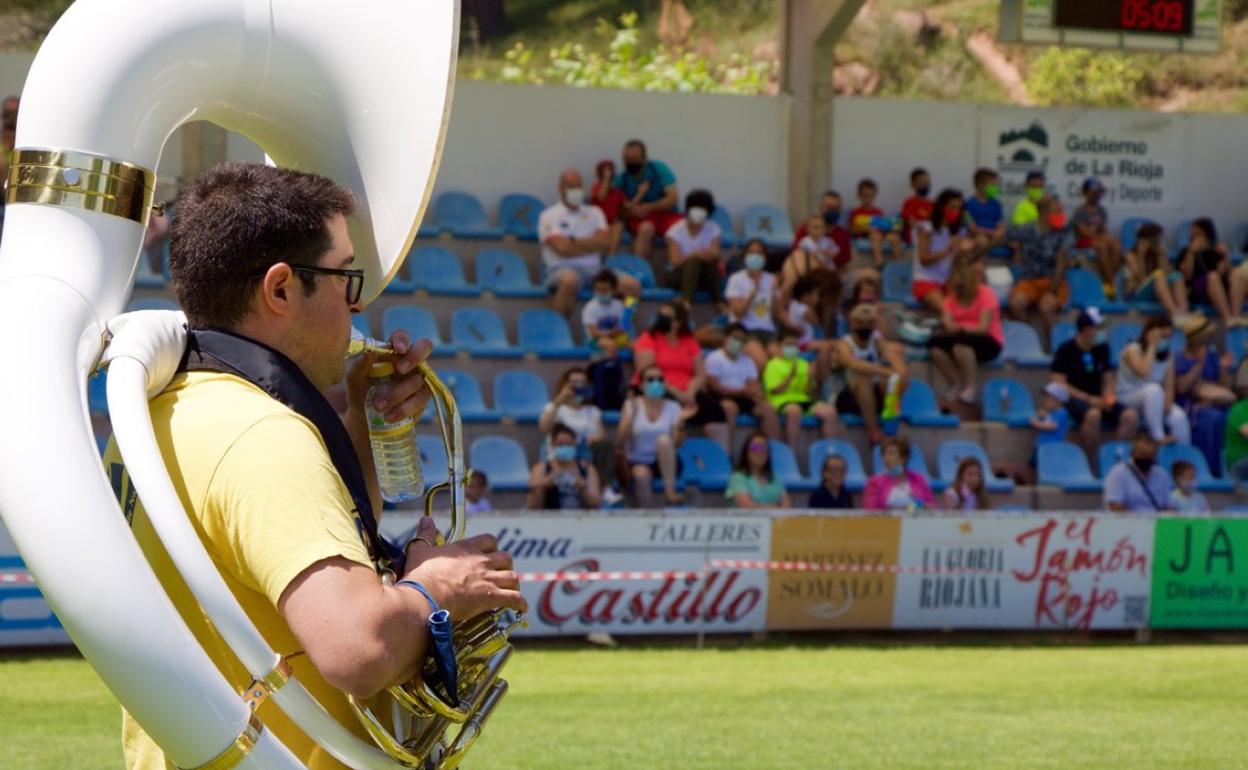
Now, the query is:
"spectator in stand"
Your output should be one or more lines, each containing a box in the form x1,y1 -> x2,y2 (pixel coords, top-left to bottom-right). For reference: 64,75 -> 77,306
1176,316 -> 1237,412
590,159 -> 627,256
1070,177 -> 1122,290
705,323 -> 780,447
863,436 -> 934,511
527,423 -> 602,510
619,365 -> 685,507
539,168 -> 641,317
809,454 -> 854,509
615,139 -> 681,269
764,328 -> 838,451
965,168 -> 1006,251
633,300 -> 730,450
1225,368 -> 1248,486
900,168 -> 935,246
1230,261 -> 1248,321
1104,433 -> 1172,513
820,301 -> 909,445
1116,316 -> 1191,445
1050,308 -> 1140,445
582,269 -> 631,360
1179,218 -> 1245,325
1169,460 -> 1210,514
780,221 -> 851,334
539,367 -> 613,489
1010,170 -> 1046,226
1121,222 -> 1187,318
1007,194 -> 1070,341
792,190 -> 852,258
725,239 -> 780,369
665,188 -> 724,305
726,431 -> 791,509
786,275 -> 837,357
465,471 -> 491,514
943,457 -> 991,511
849,178 -> 903,268
913,188 -> 973,312
928,252 -> 1003,405
1030,382 -> 1072,470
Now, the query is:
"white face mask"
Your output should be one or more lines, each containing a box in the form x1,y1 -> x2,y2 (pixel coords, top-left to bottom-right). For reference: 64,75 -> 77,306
687,206 -> 708,225
564,187 -> 585,207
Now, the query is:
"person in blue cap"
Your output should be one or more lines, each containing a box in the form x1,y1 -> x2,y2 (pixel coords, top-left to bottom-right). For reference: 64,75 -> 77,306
1070,177 -> 1122,293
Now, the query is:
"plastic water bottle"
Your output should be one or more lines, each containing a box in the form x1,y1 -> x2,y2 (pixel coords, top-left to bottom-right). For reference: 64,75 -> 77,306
366,361 -> 423,503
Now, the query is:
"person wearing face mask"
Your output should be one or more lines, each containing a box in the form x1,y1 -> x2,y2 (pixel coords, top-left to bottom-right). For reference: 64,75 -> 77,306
1179,218 -> 1245,326
1104,433 -> 1173,513
590,158 -> 627,255
705,324 -> 781,450
614,138 -> 681,266
1121,222 -> 1188,319
1168,461 -> 1210,514
539,367 -> 614,492
539,167 -> 642,317
1010,170 -> 1047,226
791,190 -> 852,256
863,436 -> 934,512
965,168 -> 1006,251
1050,309 -> 1140,448
912,188 -> 974,313
581,269 -> 632,360
1070,177 -> 1122,290
527,423 -> 601,510
849,178 -> 903,269
725,239 -> 780,370
900,167 -> 935,247
819,301 -> 910,445
664,188 -> 724,304
619,365 -> 686,507
1116,316 -> 1192,445
1006,194 -> 1071,343
763,329 -> 839,452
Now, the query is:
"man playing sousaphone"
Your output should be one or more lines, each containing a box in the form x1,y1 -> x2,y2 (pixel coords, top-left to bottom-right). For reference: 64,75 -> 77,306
106,162 -> 526,769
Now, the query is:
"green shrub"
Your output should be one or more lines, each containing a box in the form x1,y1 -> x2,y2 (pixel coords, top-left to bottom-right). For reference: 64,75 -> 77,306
1026,47 -> 1145,107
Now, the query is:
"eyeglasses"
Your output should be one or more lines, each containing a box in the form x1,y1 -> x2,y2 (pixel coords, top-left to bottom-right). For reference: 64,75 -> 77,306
289,265 -> 365,305
747,441 -> 768,453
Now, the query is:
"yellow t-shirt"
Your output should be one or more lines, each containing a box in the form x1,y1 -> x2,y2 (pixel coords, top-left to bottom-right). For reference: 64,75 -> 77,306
106,372 -> 376,770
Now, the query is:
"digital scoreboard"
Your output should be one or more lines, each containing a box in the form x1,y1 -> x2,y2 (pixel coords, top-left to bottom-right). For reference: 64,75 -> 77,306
1054,0 -> 1194,37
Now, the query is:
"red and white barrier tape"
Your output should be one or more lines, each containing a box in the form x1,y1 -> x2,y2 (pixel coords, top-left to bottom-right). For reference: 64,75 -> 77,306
0,572 -> 35,585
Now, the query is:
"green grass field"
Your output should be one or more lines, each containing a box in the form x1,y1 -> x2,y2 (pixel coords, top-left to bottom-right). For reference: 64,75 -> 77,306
3,640 -> 1248,770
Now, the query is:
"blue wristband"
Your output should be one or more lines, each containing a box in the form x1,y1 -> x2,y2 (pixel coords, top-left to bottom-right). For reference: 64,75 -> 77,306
397,579 -> 460,705
396,579 -> 440,613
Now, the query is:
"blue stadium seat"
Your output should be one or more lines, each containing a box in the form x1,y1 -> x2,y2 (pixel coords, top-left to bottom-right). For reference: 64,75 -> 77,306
126,297 -> 178,313
498,193 -> 544,241
677,437 -> 733,492
1119,217 -> 1156,252
808,439 -> 868,493
768,440 -> 816,492
870,442 -> 944,492
1109,322 -> 1142,365
982,377 -> 1035,427
1222,505 -> 1248,514
431,191 -> 503,239
1065,267 -> 1126,313
742,204 -> 795,250
1037,441 -> 1100,492
1231,222 -> 1248,264
494,370 -> 549,424
1160,443 -> 1234,493
937,439 -> 1015,493
417,434 -> 449,487
1002,320 -> 1049,368
604,253 -> 676,301
469,436 -> 530,491
476,248 -> 545,298
710,205 -> 738,248
1227,326 -> 1248,367
450,308 -> 523,358
407,246 -> 481,297
435,370 -> 500,423
1051,321 -> 1076,352
1097,440 -> 1131,479
381,306 -> 458,356
900,380 -> 958,427
518,309 -> 590,359
351,314 -> 373,339
87,370 -> 108,417
882,260 -> 918,308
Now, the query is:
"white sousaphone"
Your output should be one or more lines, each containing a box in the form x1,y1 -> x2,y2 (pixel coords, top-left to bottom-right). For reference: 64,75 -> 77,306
0,1 -> 518,768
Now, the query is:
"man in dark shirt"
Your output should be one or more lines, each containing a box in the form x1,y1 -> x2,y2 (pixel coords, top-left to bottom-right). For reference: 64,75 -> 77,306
809,453 -> 854,509
614,138 -> 680,267
1049,308 -> 1140,444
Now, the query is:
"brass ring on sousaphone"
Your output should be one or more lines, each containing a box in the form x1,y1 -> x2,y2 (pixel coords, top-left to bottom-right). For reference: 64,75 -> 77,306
345,334 -> 529,769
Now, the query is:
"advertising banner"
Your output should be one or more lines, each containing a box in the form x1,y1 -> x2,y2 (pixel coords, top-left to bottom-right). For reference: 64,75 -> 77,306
766,516 -> 901,630
464,513 -> 772,637
1151,518 -> 1248,628
893,515 -> 1154,630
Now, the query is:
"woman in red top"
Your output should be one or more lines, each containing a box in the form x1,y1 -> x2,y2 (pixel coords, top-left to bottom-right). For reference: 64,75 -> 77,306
633,300 -> 729,450
591,158 -> 627,256
927,252 -> 1003,405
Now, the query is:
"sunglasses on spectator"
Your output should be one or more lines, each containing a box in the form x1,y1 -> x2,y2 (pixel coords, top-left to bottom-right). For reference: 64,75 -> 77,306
747,441 -> 768,453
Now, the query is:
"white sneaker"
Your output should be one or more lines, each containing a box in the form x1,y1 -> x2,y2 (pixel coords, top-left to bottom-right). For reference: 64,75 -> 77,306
602,487 -> 624,507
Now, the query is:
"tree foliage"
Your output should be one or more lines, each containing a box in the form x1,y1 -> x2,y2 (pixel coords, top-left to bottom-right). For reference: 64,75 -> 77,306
1025,47 -> 1145,108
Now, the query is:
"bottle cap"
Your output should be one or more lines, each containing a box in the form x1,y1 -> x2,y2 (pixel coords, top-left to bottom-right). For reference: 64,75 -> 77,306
369,361 -> 396,378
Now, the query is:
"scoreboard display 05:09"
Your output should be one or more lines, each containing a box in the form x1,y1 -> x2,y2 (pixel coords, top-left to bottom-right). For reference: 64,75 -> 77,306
1053,0 -> 1194,36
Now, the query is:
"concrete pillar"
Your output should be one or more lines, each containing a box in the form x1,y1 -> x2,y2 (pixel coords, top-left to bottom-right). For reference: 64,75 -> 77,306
781,0 -> 866,223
